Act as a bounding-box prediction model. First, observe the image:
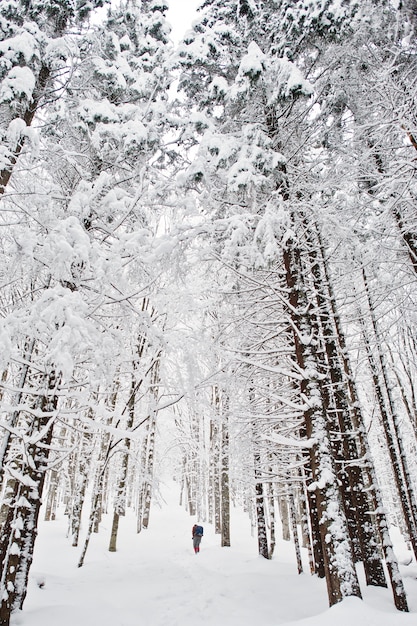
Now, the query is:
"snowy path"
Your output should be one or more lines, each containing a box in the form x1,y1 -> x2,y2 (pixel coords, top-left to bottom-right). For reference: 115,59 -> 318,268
12,480 -> 417,626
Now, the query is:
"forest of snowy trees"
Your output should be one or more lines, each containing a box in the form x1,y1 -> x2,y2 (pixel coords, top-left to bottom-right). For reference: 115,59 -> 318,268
0,0 -> 416,624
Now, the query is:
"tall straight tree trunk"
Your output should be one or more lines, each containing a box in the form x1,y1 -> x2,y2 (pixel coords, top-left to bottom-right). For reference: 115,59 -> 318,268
184,455 -> 197,516
184,410 -> 199,516
78,383 -> 119,567
43,423 -> 68,523
70,426 -> 94,547
109,372 -> 136,551
279,495 -> 291,542
197,410 -> 207,523
210,386 -> 222,534
141,412 -> 157,530
298,467 -> 315,573
0,338 -> 36,494
361,269 -> 417,560
283,236 -> 361,606
0,370 -> 59,625
137,430 -> 149,533
288,487 -> 303,574
252,416 -> 269,559
44,467 -> 59,521
78,462 -> 107,569
220,392 -> 230,547
267,478 -> 276,558
141,354 -> 161,531
254,469 -> 269,559
316,235 -> 408,610
299,439 -> 325,578
307,222 -> 387,587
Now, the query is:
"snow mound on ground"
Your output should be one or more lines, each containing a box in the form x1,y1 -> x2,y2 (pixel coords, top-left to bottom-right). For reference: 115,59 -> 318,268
280,595 -> 416,626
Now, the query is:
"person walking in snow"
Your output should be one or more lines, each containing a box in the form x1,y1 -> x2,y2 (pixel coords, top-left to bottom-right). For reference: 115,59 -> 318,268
192,524 -> 203,554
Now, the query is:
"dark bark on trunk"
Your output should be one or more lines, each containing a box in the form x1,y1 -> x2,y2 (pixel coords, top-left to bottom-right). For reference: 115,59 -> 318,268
361,269 -> 417,560
109,373 -> 136,551
299,468 -> 315,574
0,339 -> 36,493
300,442 -> 325,577
185,465 -> 197,516
254,469 -> 269,559
0,371 -> 59,625
308,223 -> 387,587
220,395 -> 231,547
289,488 -> 303,574
0,66 -> 51,194
78,468 -> 106,568
283,237 -> 361,606
210,388 -> 222,535
315,235 -> 407,609
267,479 -> 276,558
391,207 -> 417,275
141,355 -> 161,531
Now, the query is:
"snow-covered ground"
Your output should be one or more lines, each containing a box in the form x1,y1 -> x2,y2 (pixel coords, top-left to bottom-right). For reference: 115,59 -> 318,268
11,481 -> 417,626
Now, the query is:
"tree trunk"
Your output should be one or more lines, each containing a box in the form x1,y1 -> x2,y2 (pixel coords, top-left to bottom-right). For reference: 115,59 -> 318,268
298,469 -> 315,573
220,393 -> 230,547
78,467 -> 106,568
70,427 -> 94,547
0,371 -> 59,624
78,383 -> 118,565
288,488 -> 303,574
44,468 -> 59,522
283,237 -> 361,606
361,268 -> 417,560
210,388 -> 222,535
308,223 -> 387,586
279,495 -> 291,542
0,66 -> 51,194
0,339 -> 36,493
268,479 -> 276,558
253,414 -> 269,559
255,475 -> 269,559
315,233 -> 408,609
141,355 -> 161,531
109,372 -> 136,551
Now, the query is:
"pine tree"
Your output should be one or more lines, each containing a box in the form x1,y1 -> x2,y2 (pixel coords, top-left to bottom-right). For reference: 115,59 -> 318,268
0,0 -> 177,617
0,0 -> 106,193
176,0 -> 410,609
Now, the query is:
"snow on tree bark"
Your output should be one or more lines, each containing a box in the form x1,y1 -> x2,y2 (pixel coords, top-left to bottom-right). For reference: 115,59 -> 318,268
283,236 -> 362,605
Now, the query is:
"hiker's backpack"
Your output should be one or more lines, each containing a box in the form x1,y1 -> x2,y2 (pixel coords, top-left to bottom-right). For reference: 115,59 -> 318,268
195,525 -> 204,536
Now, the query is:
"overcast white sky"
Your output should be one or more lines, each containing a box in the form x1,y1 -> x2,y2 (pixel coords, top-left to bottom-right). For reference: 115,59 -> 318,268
167,0 -> 201,42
